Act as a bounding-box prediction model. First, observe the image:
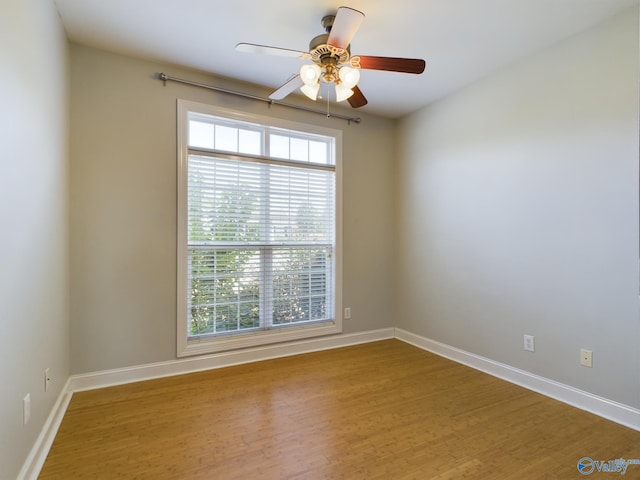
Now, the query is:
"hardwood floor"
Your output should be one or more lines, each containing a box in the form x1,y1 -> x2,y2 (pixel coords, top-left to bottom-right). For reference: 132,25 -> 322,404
39,340 -> 640,479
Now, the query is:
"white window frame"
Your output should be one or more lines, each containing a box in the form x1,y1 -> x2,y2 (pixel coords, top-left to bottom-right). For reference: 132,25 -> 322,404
177,99 -> 343,357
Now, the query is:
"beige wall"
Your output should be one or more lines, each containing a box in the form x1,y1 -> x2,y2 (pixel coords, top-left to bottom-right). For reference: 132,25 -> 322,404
0,0 -> 70,477
69,44 -> 396,374
396,8 -> 640,408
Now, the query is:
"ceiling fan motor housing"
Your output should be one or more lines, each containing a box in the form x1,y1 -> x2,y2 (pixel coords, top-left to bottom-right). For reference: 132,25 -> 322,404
309,33 -> 350,67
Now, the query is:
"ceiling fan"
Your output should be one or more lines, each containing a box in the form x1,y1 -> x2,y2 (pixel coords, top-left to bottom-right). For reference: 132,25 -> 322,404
236,6 -> 426,108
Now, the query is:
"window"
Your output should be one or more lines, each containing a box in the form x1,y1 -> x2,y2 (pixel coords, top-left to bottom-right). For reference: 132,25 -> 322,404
177,100 -> 342,356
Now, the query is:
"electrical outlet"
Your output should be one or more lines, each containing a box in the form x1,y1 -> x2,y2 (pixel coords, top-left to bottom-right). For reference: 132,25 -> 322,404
45,368 -> 51,392
344,307 -> 351,319
523,334 -> 535,352
580,349 -> 593,368
23,394 -> 31,425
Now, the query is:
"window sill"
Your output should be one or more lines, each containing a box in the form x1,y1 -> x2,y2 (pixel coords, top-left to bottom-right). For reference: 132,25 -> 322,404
177,320 -> 342,357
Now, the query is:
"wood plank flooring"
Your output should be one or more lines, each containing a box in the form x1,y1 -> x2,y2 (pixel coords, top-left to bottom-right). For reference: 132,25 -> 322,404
39,340 -> 640,479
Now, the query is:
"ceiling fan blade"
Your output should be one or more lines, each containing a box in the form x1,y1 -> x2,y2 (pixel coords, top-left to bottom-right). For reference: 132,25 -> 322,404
235,43 -> 308,59
357,56 -> 426,74
327,7 -> 365,50
269,75 -> 304,100
347,85 -> 368,108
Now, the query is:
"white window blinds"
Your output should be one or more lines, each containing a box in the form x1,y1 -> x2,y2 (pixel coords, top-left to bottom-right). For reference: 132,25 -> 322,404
181,107 -> 338,348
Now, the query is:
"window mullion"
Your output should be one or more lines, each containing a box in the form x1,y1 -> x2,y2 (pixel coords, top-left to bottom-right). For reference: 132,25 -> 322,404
261,246 -> 273,329
213,252 -> 217,335
259,146 -> 273,328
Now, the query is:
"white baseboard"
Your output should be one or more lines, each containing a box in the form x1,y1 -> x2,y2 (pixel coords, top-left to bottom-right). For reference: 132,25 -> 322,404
69,328 -> 395,392
18,378 -> 73,480
395,328 -> 640,432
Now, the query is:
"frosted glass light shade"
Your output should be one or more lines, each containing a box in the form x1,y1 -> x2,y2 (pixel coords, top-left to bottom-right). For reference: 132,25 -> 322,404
338,66 -> 360,89
335,83 -> 354,102
301,83 -> 320,100
300,64 -> 321,86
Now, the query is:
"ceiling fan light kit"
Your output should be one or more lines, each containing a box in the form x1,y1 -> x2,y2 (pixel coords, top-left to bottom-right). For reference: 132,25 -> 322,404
236,6 -> 426,109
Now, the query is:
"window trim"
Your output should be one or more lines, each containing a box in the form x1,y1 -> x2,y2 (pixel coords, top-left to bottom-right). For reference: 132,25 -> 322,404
176,99 -> 343,357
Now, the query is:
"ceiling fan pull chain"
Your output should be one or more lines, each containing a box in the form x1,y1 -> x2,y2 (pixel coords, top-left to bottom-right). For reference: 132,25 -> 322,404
327,86 -> 331,118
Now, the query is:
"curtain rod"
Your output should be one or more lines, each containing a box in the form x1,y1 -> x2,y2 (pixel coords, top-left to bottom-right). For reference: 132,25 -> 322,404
158,73 -> 361,125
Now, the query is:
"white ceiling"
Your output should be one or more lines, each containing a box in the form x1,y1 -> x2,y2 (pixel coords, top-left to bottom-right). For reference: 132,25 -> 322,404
53,0 -> 638,118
